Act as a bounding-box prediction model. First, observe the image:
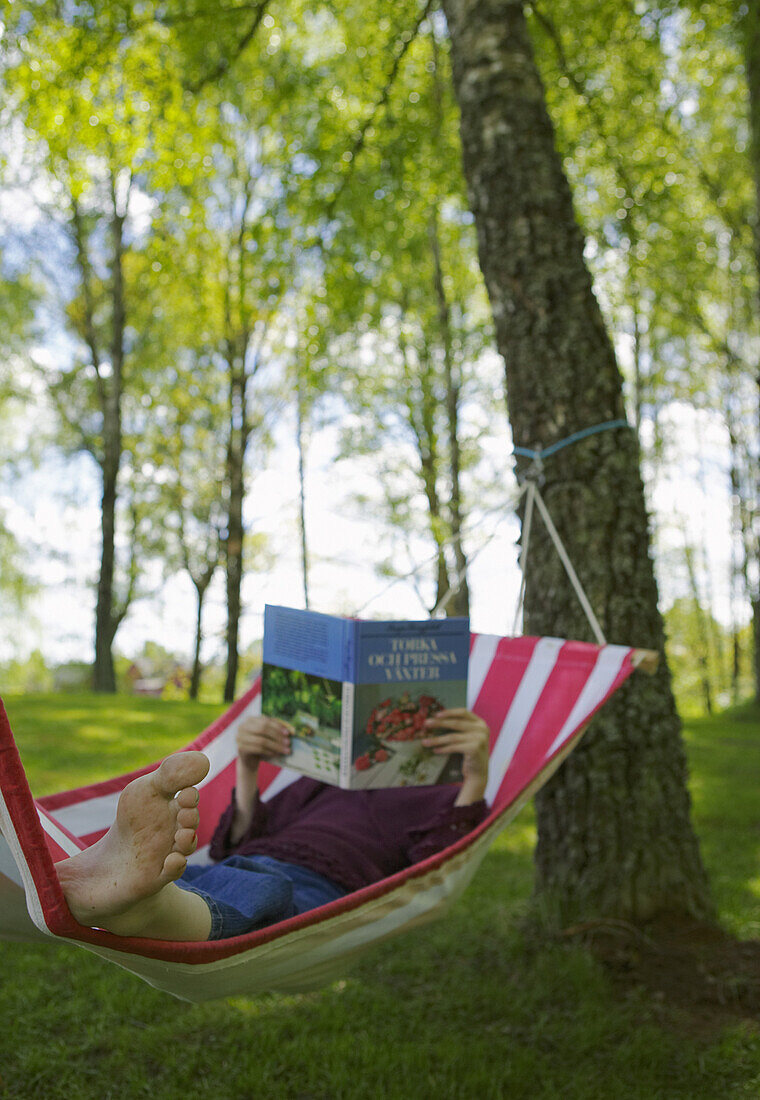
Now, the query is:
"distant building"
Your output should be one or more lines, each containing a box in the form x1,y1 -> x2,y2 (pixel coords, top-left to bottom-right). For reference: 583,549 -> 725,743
125,661 -> 188,697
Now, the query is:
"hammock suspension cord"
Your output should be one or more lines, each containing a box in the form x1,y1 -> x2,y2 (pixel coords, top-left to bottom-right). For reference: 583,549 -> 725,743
512,477 -> 607,646
434,419 -> 631,641
355,418 -> 630,636
510,419 -> 632,644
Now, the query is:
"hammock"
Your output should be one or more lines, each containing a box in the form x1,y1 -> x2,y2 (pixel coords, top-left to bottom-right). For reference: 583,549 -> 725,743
0,633 -> 651,1003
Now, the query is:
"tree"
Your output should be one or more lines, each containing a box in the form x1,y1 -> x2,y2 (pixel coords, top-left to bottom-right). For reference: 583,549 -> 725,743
2,16 -> 195,690
310,16 -> 497,615
663,596 -> 749,717
735,0 -> 760,700
527,0 -> 759,711
441,0 -> 713,923
0,263 -> 37,616
128,356 -> 227,701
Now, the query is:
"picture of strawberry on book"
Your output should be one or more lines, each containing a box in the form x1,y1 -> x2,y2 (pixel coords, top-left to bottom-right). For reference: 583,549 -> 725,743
351,687 -> 465,787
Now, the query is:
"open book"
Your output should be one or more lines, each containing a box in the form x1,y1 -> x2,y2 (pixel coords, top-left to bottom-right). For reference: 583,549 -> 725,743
261,605 -> 470,789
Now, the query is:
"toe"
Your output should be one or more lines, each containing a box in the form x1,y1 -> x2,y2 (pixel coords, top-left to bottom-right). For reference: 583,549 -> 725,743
174,827 -> 198,856
162,851 -> 188,881
177,806 -> 200,830
176,786 -> 200,809
154,752 -> 210,797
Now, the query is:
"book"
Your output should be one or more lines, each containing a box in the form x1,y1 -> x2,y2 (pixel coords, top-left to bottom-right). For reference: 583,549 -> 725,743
261,604 -> 470,789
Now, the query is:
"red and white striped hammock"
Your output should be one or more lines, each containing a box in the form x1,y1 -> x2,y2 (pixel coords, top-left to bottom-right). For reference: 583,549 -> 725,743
0,633 -> 651,1002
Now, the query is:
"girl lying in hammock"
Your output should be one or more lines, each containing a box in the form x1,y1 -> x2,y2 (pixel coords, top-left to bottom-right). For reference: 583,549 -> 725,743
55,709 -> 490,942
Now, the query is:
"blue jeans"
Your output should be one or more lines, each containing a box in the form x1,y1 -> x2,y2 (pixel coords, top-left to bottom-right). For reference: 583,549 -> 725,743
177,855 -> 348,940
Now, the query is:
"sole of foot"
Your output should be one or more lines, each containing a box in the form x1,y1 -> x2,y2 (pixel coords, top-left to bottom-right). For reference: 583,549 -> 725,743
56,751 -> 211,928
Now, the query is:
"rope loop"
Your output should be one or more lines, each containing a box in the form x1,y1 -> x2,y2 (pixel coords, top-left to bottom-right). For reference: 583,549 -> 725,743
513,418 -> 630,468
516,449 -> 545,486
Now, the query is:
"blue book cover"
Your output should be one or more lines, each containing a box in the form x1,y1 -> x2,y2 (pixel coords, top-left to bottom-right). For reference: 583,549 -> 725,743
262,605 -> 470,789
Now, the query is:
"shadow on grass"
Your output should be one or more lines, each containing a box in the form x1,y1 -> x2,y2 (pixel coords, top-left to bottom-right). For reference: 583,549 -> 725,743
1,692 -> 225,796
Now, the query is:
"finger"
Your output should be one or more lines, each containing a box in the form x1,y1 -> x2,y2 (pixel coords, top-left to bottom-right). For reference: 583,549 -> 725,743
238,732 -> 291,756
240,726 -> 290,742
239,717 -> 292,737
421,734 -> 484,753
424,716 -> 487,732
238,716 -> 265,734
421,728 -> 479,741
424,728 -> 487,745
238,723 -> 291,744
425,708 -> 485,722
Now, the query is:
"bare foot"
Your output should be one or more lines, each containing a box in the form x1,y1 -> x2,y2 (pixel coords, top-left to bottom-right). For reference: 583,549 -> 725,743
56,752 -> 213,939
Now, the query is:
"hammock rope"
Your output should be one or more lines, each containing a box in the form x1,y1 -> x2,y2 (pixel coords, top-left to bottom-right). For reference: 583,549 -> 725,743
437,420 -> 633,641
512,418 -> 632,461
385,420 -> 632,631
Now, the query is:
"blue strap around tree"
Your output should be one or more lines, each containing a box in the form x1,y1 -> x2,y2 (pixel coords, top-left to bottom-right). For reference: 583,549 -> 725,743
513,419 -> 631,461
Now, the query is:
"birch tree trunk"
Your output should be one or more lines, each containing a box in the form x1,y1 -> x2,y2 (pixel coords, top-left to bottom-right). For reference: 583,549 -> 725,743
442,0 -> 713,923
740,0 -> 760,702
224,358 -> 248,703
429,211 -> 470,616
189,571 -> 215,701
295,357 -> 311,610
92,192 -> 127,694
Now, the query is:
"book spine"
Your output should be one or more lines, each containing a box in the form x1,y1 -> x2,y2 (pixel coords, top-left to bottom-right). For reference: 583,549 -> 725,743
339,681 -> 355,789
343,619 -> 355,682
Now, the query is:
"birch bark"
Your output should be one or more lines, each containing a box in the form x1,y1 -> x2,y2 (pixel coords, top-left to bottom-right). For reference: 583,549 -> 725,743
442,0 -> 713,921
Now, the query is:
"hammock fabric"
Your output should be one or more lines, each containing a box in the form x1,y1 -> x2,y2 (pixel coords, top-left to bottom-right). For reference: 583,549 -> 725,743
0,634 -> 643,1002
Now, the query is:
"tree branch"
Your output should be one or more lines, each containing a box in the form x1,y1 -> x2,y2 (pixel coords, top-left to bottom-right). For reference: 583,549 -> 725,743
324,0 -> 437,218
531,0 -> 751,243
185,0 -> 274,93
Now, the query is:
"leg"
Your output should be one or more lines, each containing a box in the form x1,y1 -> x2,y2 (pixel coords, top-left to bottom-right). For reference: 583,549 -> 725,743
56,752 -> 213,941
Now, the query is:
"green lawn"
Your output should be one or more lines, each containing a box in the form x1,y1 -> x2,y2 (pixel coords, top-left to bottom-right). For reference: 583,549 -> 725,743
0,693 -> 759,1099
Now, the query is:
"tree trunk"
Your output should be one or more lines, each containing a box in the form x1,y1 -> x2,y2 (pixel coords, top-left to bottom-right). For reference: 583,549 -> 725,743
740,2 -> 760,702
756,381 -> 760,704
442,0 -> 713,924
429,210 -> 470,617
296,359 -> 311,609
681,542 -> 714,716
93,205 -> 126,693
224,363 -> 247,703
400,325 -> 454,610
725,388 -> 760,703
744,0 -> 760,294
94,453 -> 118,693
189,577 -> 212,701
429,33 -> 470,617
753,596 -> 760,704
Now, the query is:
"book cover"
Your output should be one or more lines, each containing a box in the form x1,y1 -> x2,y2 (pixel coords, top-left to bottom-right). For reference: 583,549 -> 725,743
261,605 -> 470,789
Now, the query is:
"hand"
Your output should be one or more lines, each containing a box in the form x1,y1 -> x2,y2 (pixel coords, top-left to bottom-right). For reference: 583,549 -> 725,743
420,708 -> 490,804
230,716 -> 292,844
236,716 -> 292,772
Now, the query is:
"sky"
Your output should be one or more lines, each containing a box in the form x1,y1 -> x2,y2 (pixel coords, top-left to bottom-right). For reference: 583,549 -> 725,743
0,397 -> 523,666
0,384 -> 739,670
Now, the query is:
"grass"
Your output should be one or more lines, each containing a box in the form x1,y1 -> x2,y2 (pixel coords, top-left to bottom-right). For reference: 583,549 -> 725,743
1,693 -> 225,795
0,693 -> 759,1099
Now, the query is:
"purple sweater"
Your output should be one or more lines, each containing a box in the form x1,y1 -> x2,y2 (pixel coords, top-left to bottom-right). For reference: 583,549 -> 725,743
209,778 -> 488,892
